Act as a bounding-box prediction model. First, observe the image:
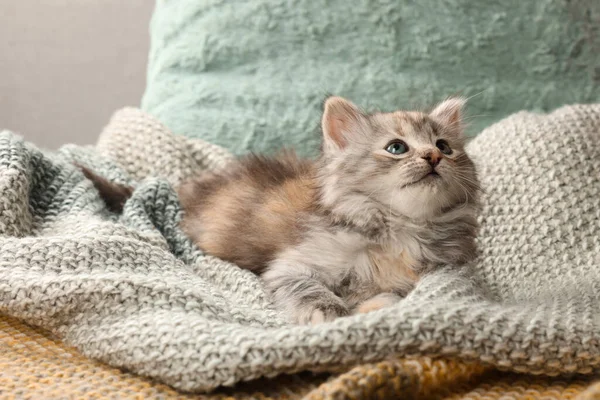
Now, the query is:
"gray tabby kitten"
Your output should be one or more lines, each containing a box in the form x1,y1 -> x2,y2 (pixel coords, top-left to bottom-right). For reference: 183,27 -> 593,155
80,96 -> 481,325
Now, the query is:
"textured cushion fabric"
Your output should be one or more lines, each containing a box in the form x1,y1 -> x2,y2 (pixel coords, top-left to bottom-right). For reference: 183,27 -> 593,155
142,0 -> 600,157
2,104 -> 600,393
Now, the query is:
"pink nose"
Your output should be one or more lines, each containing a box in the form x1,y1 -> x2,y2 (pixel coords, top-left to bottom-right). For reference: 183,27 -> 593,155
422,150 -> 441,167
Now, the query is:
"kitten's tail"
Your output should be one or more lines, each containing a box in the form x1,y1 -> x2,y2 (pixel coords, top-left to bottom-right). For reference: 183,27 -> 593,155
75,164 -> 133,213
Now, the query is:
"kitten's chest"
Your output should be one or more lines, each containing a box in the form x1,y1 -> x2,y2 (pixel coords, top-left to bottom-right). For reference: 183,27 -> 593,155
363,244 -> 419,295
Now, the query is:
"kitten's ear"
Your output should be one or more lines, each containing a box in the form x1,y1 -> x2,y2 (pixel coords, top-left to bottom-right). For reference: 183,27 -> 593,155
321,96 -> 365,150
429,97 -> 466,136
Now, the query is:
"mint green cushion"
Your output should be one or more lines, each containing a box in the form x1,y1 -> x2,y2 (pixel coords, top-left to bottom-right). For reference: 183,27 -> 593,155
142,0 -> 599,157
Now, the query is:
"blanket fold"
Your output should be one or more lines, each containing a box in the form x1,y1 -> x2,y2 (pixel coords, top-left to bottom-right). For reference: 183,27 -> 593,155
1,105 -> 599,392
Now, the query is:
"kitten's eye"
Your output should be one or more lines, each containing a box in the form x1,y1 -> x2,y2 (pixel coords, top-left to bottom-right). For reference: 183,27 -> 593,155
436,139 -> 452,155
385,140 -> 408,155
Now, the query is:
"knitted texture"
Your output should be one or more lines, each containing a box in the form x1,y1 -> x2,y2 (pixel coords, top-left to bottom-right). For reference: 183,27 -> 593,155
1,105 -> 600,394
142,0 -> 600,157
2,313 -> 600,399
0,314 -> 324,399
305,359 -> 600,400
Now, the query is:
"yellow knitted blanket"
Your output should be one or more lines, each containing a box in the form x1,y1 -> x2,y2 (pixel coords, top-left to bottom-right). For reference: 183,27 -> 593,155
3,313 -> 599,399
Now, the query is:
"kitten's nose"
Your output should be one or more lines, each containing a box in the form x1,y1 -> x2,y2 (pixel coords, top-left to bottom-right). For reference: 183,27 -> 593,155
422,150 -> 442,167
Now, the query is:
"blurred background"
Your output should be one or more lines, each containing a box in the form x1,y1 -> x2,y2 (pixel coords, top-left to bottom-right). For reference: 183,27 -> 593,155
1,1 -> 598,156
1,1 -> 154,149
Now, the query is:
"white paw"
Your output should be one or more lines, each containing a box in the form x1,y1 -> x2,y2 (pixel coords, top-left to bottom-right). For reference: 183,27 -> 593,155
355,293 -> 402,314
293,302 -> 349,325
309,309 -> 326,325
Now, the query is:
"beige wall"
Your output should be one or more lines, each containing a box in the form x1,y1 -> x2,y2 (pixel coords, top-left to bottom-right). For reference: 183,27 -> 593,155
0,1 -> 154,149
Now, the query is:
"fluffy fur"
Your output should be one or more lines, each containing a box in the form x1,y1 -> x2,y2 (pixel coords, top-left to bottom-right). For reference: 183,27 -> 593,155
79,96 -> 481,325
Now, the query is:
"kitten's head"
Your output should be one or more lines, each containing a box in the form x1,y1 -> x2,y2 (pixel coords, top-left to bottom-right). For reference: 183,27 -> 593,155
318,96 -> 480,220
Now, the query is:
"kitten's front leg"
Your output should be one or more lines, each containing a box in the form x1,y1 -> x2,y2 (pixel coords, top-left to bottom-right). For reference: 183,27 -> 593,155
328,195 -> 390,242
262,261 -> 349,325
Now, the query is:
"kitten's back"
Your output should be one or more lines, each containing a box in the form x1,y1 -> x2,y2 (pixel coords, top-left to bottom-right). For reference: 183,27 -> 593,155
178,151 -> 317,272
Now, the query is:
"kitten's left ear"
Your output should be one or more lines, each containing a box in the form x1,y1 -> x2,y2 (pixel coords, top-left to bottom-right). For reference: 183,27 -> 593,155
429,97 -> 466,136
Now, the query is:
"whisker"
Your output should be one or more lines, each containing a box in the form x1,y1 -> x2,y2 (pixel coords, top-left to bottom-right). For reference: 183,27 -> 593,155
464,89 -> 489,102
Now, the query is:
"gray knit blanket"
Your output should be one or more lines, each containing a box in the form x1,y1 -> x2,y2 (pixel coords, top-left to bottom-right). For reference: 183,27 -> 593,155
1,105 -> 599,393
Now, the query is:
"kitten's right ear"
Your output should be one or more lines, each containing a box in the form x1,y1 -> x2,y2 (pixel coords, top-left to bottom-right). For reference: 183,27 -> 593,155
429,97 -> 466,137
321,96 -> 365,151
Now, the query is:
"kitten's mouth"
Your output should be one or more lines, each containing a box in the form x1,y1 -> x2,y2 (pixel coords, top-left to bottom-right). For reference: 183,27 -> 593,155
408,170 -> 441,186
422,171 -> 441,182
401,169 -> 442,188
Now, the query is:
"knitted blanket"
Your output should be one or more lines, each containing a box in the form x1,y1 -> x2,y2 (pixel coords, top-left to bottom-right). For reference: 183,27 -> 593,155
1,105 -> 599,393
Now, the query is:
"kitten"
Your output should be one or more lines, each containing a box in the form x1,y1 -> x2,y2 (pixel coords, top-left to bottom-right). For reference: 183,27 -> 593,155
79,96 -> 481,325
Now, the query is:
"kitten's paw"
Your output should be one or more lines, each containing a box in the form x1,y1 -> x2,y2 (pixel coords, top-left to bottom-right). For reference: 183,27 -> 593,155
294,301 -> 349,325
362,210 -> 391,242
355,293 -> 402,314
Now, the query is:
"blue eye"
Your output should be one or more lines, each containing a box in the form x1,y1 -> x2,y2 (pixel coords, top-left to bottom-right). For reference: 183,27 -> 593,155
385,140 -> 408,155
